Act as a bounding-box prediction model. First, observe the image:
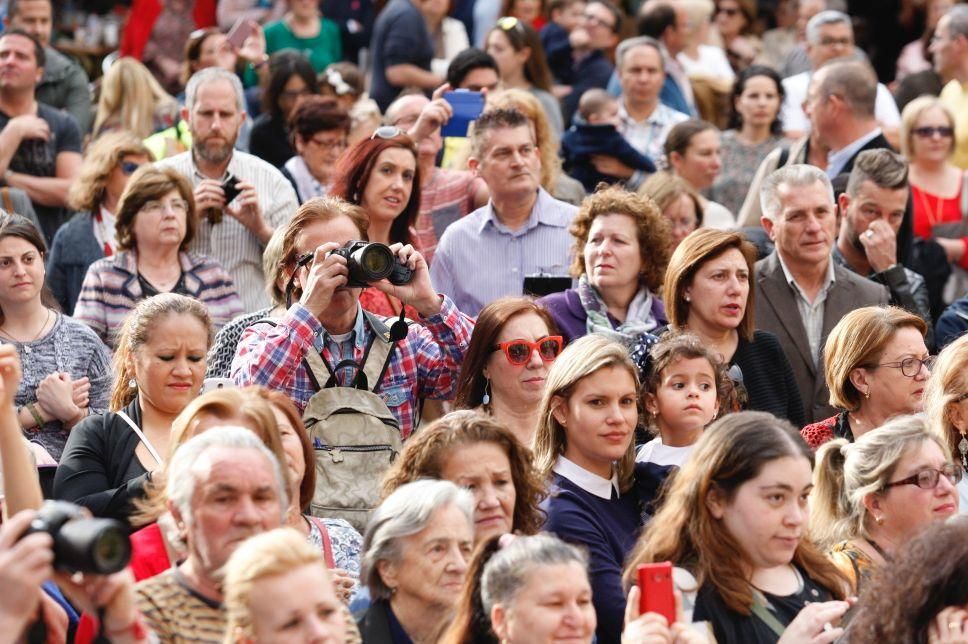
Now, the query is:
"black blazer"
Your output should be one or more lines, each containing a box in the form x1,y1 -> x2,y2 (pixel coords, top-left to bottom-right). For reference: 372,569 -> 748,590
355,600 -> 394,644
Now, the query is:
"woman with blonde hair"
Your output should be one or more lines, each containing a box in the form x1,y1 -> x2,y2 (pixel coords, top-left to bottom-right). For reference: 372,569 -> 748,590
923,333 -> 968,512
486,89 -> 585,205
639,171 -> 704,251
223,528 -> 354,643
801,306 -> 932,449
93,57 -> 180,140
532,334 -> 672,644
50,132 -> 151,315
811,415 -> 960,594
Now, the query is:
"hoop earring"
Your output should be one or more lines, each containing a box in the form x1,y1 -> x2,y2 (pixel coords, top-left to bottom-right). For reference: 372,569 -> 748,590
482,378 -> 492,406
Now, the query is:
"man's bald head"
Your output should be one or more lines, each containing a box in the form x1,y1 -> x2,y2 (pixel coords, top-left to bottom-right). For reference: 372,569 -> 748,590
385,93 -> 430,128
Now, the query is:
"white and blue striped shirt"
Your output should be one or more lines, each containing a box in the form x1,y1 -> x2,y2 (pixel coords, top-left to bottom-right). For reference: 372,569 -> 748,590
430,188 -> 577,316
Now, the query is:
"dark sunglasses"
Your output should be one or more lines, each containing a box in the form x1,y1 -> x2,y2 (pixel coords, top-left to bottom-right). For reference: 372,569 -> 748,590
371,125 -> 405,140
491,336 -> 563,365
120,161 -> 143,175
913,126 -> 954,139
883,463 -> 963,491
717,6 -> 741,16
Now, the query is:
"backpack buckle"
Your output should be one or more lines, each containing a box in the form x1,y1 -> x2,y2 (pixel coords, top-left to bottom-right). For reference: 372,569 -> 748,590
329,448 -> 344,464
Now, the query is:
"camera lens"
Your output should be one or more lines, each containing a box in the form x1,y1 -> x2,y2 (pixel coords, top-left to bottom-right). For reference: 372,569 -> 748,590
352,244 -> 394,280
56,518 -> 132,574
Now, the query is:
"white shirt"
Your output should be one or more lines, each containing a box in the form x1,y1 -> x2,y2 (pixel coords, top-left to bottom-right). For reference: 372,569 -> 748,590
635,436 -> 695,468
677,45 -> 735,82
552,455 -> 620,500
617,100 -> 689,165
777,251 -> 836,365
780,71 -> 900,135
958,476 -> 968,516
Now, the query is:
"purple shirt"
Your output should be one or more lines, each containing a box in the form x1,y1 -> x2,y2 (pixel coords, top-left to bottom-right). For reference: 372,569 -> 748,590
538,288 -> 668,344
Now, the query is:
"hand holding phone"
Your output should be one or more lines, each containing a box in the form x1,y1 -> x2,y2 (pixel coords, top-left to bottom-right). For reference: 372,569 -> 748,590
441,90 -> 485,137
226,18 -> 256,50
638,562 -> 676,625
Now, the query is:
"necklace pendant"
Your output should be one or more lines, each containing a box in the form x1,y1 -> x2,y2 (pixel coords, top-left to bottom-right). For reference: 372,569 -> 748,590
23,345 -> 31,354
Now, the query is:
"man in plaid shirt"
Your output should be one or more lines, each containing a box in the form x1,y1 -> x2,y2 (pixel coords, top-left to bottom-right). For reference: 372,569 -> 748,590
230,198 -> 472,439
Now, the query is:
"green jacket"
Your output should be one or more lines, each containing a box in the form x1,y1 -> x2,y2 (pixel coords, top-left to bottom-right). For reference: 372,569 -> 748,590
37,46 -> 92,135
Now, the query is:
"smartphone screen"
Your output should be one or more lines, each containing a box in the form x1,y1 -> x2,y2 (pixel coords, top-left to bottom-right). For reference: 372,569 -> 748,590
226,18 -> 255,50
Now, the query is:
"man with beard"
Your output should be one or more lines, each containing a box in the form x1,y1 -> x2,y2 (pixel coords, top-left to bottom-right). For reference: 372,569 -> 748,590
158,67 -> 298,311
834,149 -> 933,347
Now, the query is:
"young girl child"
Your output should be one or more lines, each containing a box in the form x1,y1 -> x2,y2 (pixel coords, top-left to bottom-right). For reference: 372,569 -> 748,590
637,332 -> 730,467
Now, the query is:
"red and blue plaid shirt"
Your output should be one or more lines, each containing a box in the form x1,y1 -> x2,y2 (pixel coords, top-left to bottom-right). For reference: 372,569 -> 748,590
231,297 -> 473,439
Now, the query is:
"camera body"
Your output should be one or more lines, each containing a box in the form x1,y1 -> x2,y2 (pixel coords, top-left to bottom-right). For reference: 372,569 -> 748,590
205,175 -> 242,224
23,501 -> 131,574
297,240 -> 413,288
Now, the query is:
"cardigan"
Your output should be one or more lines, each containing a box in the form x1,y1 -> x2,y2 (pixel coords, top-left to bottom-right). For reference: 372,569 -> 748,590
46,210 -> 105,315
732,330 -> 806,427
801,411 -> 853,451
52,399 -> 150,525
74,249 -> 243,347
538,287 -> 668,344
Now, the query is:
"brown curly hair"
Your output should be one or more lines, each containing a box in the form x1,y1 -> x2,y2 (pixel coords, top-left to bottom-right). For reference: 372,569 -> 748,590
381,410 -> 546,536
568,185 -> 672,292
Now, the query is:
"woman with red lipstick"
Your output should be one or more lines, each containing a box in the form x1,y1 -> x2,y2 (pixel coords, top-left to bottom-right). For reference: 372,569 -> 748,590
330,127 -> 422,319
539,186 -> 671,346
454,297 -> 562,445
532,334 -> 674,644
801,307 -> 932,450
625,411 -> 850,644
54,293 -> 212,524
664,120 -> 735,229
709,66 -> 784,216
664,228 -> 804,426
812,415 -> 960,595
382,410 -> 546,543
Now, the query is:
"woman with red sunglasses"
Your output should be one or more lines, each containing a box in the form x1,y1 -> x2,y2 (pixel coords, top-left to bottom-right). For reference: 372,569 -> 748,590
455,297 -> 562,446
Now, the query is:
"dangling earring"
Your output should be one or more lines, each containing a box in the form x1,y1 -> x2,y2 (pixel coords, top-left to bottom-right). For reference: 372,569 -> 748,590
958,430 -> 968,470
864,389 -> 871,400
128,378 -> 137,389
482,378 -> 492,406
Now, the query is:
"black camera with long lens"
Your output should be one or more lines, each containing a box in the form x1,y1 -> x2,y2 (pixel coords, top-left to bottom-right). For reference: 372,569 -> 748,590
297,240 -> 414,288
22,501 -> 131,574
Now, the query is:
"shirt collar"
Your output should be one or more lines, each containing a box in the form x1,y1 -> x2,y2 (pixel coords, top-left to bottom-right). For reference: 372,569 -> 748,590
777,250 -> 836,294
826,128 -> 882,178
553,455 -> 620,500
189,150 -> 237,184
318,305 -> 366,350
479,188 -> 562,234
617,99 -> 662,126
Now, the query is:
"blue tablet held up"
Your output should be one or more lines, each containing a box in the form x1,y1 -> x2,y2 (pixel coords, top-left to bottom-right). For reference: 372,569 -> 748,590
441,90 -> 486,137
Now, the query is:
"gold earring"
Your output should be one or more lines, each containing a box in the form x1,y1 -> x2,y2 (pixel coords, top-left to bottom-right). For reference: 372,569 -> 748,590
865,390 -> 871,399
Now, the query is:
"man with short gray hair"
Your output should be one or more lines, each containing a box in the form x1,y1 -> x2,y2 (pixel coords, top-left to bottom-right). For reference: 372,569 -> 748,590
134,426 -> 292,643
931,5 -> 968,169
780,10 -> 900,141
756,164 -> 889,422
158,67 -> 299,312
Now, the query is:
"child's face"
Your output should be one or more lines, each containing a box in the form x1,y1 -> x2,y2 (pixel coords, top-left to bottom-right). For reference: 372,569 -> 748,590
554,0 -> 587,31
645,357 -> 719,439
587,100 -> 620,126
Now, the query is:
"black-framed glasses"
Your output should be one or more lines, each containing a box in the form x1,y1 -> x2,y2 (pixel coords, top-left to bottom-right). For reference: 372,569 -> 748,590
490,336 -> 563,365
883,463 -> 963,491
913,126 -> 954,139
583,13 -> 616,31
955,392 -> 968,403
716,6 -> 740,16
371,125 -> 405,140
120,161 -> 142,175
871,356 -> 936,378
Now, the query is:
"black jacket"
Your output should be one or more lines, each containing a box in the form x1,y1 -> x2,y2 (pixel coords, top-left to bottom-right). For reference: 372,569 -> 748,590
561,123 -> 656,192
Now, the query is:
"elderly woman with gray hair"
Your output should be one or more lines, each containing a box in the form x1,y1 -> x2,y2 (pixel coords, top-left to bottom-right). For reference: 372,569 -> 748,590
357,479 -> 475,643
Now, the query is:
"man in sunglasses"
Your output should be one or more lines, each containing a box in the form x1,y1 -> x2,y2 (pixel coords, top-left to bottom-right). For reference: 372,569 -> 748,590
932,5 -> 968,170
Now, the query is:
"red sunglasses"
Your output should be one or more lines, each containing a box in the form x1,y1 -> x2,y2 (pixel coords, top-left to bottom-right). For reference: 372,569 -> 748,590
491,336 -> 564,365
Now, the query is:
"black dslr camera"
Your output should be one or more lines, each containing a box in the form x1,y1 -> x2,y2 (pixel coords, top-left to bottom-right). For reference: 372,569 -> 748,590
297,240 -> 414,288
205,174 -> 242,224
22,501 -> 131,574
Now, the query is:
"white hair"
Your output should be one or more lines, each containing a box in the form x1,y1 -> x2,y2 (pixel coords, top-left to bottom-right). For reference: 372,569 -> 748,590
166,425 -> 288,524
806,10 -> 852,45
615,36 -> 664,71
185,66 -> 246,114
760,163 -> 834,221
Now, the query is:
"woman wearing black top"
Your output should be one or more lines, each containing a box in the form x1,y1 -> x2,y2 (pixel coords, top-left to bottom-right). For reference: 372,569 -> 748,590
624,412 -> 850,644
53,293 -> 213,524
249,51 -> 320,169
661,228 -> 804,425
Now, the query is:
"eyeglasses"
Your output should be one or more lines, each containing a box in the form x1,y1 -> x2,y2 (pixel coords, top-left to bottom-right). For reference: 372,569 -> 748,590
496,16 -> 526,34
716,6 -> 740,16
120,161 -> 143,175
871,355 -> 936,378
883,463 -> 963,491
913,126 -> 954,139
818,36 -> 852,47
371,125 -> 405,140
491,336 -> 563,365
141,199 -> 189,215
583,13 -> 616,31
309,135 -> 347,151
280,89 -> 314,101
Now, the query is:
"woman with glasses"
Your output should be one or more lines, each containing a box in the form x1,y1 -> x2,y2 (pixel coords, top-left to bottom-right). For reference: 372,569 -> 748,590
901,97 -> 968,295
249,51 -> 320,169
74,166 -> 242,348
660,228 -> 804,425
532,334 -> 673,644
330,126 -> 422,319
281,96 -> 351,204
454,297 -> 562,446
539,186 -> 671,346
923,333 -> 968,513
49,132 -> 152,316
812,415 -> 960,594
713,0 -> 761,74
485,17 -> 564,138
801,307 -> 932,450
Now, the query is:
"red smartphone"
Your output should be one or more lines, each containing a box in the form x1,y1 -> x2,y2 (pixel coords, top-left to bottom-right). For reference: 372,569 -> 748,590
638,562 -> 676,625
226,18 -> 256,50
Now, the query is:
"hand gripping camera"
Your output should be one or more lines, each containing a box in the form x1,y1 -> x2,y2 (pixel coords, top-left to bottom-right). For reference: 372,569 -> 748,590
297,240 -> 414,288
22,501 -> 131,574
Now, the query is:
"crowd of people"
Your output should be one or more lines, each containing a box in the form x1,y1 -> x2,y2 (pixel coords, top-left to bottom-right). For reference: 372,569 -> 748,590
1,0 -> 968,642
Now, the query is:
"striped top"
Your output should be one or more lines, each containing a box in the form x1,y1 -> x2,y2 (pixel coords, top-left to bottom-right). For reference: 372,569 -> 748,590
74,249 -> 243,348
156,150 -> 299,312
429,188 -> 577,316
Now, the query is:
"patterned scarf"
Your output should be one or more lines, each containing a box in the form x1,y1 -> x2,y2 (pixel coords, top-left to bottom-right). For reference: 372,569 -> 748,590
577,274 -> 659,346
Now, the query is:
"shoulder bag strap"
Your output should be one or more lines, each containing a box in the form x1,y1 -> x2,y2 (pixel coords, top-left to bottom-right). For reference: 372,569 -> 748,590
0,187 -> 14,213
750,589 -> 787,638
307,516 -> 336,568
117,410 -> 164,467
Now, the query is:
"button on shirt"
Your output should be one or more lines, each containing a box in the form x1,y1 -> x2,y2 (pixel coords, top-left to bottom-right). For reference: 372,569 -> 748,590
778,253 -> 836,365
430,188 -> 577,316
617,100 -> 689,165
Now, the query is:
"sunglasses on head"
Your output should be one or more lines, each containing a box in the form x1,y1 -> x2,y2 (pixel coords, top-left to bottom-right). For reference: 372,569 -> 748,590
913,126 -> 954,139
496,16 -> 526,33
120,161 -> 142,175
371,125 -> 405,140
491,336 -> 563,365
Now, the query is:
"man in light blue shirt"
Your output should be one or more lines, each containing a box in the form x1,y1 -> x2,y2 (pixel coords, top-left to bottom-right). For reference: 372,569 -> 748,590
431,108 -> 578,316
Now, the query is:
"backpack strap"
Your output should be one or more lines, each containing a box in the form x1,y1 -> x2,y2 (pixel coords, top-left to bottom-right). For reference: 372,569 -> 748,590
776,144 -> 791,169
0,188 -> 13,213
750,589 -> 787,638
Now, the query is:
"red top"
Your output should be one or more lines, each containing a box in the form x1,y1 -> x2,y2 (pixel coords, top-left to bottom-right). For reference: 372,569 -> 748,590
120,0 -> 216,60
911,175 -> 968,271
129,521 -> 172,582
800,414 -> 839,451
